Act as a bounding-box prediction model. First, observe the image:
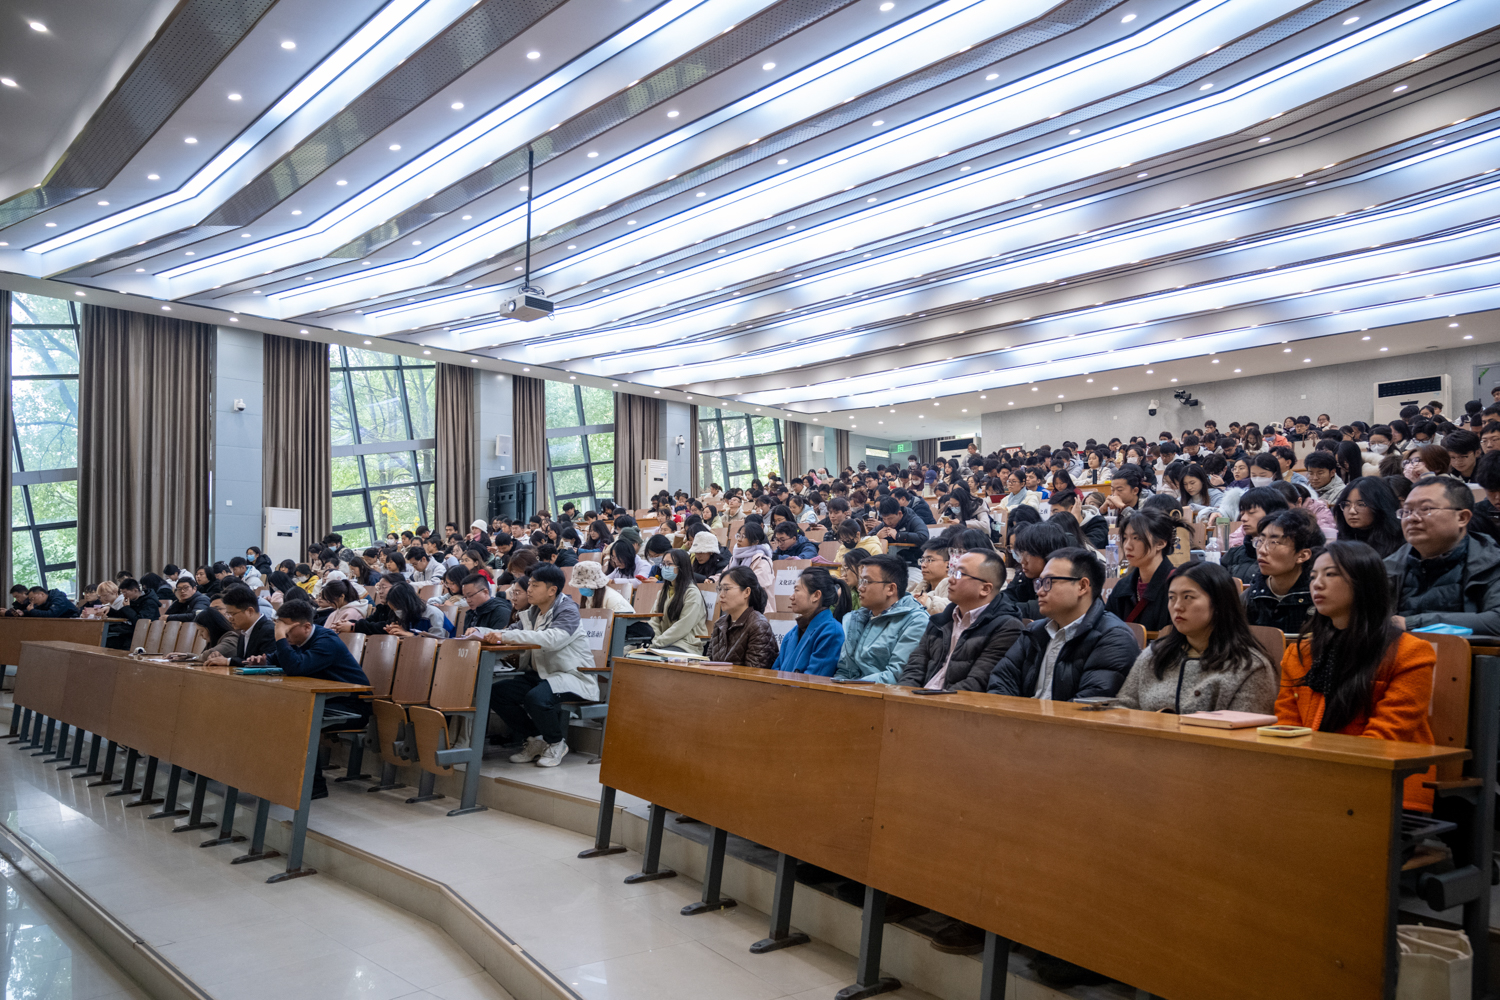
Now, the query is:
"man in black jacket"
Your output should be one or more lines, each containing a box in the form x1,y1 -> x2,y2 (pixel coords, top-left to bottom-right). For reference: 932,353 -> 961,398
866,496 -> 929,567
461,574 -> 513,631
1223,487 -> 1289,583
104,578 -> 161,648
1242,508 -> 1319,633
899,550 -> 1021,691
17,586 -> 77,618
204,583 -> 275,666
893,488 -> 936,526
163,577 -> 211,622
987,547 -> 1138,701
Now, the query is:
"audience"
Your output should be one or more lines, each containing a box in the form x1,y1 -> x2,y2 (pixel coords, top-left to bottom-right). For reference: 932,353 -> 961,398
1278,541 -> 1437,810
1116,562 -> 1275,712
644,549 -> 708,654
707,567 -> 777,670
1386,476 -> 1500,635
1332,476 -> 1405,556
1104,508 -> 1175,630
836,554 -> 929,683
898,549 -> 1021,691
770,567 -> 849,675
203,583 -> 274,666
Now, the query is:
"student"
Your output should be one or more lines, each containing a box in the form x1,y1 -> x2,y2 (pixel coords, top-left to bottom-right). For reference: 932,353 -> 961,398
771,522 -> 819,560
163,577 -> 209,622
1302,451 -> 1344,504
998,521 -> 1072,621
406,546 -> 444,585
1223,487 -> 1290,582
987,547 -> 1138,701
1330,476 -> 1404,557
318,579 -> 368,630
204,583 -> 275,666
569,560 -> 634,616
472,565 -> 597,768
105,578 -> 160,647
687,530 -> 729,581
770,567 -> 850,675
644,550 -> 708,654
1104,508 -> 1175,630
911,537 -> 952,614
837,554 -> 929,683
341,575 -> 443,637
1116,561 -> 1275,713
1242,509 -> 1320,633
1103,464 -> 1150,514
727,522 -> 776,587
866,495 -> 930,567
998,469 -> 1040,511
228,555 -> 262,588
192,606 -> 240,663
1385,476 -> 1500,635
460,573 -> 513,632
707,566 -> 777,670
604,538 -> 650,583
899,549 -> 1021,691
1278,541 -> 1437,810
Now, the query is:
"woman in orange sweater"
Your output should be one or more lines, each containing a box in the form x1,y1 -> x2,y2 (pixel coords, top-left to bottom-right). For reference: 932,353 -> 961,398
1276,540 -> 1436,811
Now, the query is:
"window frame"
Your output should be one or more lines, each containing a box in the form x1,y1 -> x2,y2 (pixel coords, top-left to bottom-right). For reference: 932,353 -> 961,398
696,407 -> 783,490
545,384 -> 615,514
9,295 -> 81,595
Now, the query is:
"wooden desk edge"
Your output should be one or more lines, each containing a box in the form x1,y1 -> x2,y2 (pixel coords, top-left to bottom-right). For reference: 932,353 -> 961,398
20,641 -> 371,695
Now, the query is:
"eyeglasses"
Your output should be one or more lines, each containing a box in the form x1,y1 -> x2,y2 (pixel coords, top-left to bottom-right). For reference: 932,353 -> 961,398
1251,534 -> 1292,550
1397,505 -> 1459,521
857,575 -> 895,590
1335,500 -> 1369,513
918,556 -> 946,566
1034,575 -> 1083,594
950,571 -> 989,586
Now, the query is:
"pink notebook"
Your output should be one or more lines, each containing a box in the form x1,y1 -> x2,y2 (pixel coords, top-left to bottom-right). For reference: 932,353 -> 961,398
1178,711 -> 1279,730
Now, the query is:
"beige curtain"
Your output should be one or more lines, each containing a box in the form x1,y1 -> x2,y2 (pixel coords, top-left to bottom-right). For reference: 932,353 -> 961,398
513,374 -> 548,513
835,429 -> 850,473
435,363 -> 474,531
784,420 -> 805,479
689,406 -> 700,497
78,306 -> 212,583
614,393 -> 660,511
916,438 -> 939,465
263,336 -> 331,547
0,291 -> 9,591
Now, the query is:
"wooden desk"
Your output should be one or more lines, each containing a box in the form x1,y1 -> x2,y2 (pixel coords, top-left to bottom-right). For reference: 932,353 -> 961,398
598,660 -> 1466,1000
12,641 -> 369,881
600,658 -> 885,881
0,617 -> 106,664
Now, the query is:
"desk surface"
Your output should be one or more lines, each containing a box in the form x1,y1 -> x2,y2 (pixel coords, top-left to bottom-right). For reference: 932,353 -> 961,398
0,618 -> 106,665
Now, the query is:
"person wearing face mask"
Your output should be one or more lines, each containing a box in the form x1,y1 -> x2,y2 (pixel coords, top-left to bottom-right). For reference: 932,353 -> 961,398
642,534 -> 675,578
568,560 -> 633,616
1246,453 -> 1282,490
641,549 -> 708,654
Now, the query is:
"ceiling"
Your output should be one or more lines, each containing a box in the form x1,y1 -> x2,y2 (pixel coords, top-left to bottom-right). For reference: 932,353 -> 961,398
3,0 -> 1500,441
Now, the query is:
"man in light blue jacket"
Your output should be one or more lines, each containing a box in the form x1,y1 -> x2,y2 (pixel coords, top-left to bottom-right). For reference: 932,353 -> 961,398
836,554 -> 930,684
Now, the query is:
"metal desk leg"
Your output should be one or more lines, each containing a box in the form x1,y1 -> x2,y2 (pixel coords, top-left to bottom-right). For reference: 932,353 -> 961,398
751,853 -> 810,953
105,748 -> 141,796
267,692 -> 326,882
447,661 -> 493,816
7,707 -> 30,743
981,932 -> 1013,1000
87,740 -> 120,786
232,798 -> 282,864
200,787 -> 246,847
406,771 -> 442,804
126,756 -> 164,807
835,887 -> 901,1000
74,734 -> 102,778
336,724 -> 371,783
173,773 -> 216,832
147,765 -> 188,818
58,727 -> 85,770
7,703 -> 18,738
43,723 -> 69,763
681,826 -> 736,914
623,803 -> 677,883
23,712 -> 43,750
578,785 -> 628,858
29,716 -> 55,755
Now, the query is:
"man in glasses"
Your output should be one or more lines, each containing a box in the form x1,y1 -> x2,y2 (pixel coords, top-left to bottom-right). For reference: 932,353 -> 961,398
1242,509 -> 1321,632
987,547 -> 1137,702
1386,476 -> 1500,635
835,554 -> 929,684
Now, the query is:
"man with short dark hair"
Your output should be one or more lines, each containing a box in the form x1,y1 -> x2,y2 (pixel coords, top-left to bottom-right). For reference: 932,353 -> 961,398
204,583 -> 275,666
1104,464 -> 1149,512
407,545 -> 444,584
1303,450 -> 1343,503
103,577 -> 161,647
163,577 -> 210,622
17,585 -> 76,618
900,549 -> 1021,691
836,554 -> 929,683
987,547 -> 1138,701
1446,429 -> 1481,482
1224,487 -> 1290,583
461,573 -> 512,631
1243,509 -> 1321,632
866,495 -> 928,567
892,487 -> 935,525
228,555 -> 262,588
1386,476 -> 1500,635
772,522 -> 819,560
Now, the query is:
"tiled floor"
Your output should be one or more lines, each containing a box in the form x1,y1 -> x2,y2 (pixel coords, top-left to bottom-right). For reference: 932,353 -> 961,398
0,855 -> 146,1000
0,728 -> 509,1000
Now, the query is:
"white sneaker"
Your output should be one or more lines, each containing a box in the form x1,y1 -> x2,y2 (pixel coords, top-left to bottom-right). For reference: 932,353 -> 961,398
509,736 -> 548,763
536,741 -> 570,767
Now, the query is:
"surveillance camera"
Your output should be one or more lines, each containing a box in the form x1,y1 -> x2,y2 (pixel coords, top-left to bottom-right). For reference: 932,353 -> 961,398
1148,398 -> 1159,417
233,398 -> 246,412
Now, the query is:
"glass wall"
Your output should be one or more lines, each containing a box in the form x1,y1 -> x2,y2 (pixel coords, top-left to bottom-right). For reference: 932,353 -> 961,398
696,407 -> 783,490
545,381 -> 615,513
329,345 -> 436,547
9,293 -> 80,595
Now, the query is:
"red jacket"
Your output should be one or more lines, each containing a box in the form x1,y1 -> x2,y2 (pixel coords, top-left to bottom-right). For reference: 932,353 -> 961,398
1276,632 -> 1436,811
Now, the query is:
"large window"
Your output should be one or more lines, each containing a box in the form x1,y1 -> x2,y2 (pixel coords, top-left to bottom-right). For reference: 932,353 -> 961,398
9,294 -> 80,595
545,382 -> 615,513
697,407 -> 783,490
329,345 -> 436,547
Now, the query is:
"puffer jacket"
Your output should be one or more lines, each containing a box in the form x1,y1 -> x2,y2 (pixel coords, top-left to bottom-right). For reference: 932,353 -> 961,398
987,600 -> 1138,701
835,593 -> 929,683
897,596 -> 1023,691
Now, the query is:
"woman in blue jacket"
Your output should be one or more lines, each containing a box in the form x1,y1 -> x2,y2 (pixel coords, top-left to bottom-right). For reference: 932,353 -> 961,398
771,567 -> 851,675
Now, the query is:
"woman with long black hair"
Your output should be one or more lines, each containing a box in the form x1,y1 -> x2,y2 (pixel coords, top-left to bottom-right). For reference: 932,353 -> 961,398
646,549 -> 708,654
1116,562 -> 1275,713
1330,476 -> 1404,557
1276,541 -> 1437,810
770,566 -> 851,675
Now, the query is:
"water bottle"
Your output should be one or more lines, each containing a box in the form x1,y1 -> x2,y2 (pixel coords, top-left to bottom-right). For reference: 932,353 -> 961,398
1204,533 -> 1222,565
1105,539 -> 1120,576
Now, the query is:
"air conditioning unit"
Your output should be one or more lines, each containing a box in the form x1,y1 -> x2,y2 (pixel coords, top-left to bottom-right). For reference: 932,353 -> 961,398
638,459 -> 668,504
938,435 -> 980,462
1373,375 -> 1449,424
810,435 -> 824,454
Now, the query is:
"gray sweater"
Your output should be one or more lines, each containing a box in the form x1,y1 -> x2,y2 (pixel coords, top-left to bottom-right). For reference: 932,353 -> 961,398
1114,645 -> 1276,714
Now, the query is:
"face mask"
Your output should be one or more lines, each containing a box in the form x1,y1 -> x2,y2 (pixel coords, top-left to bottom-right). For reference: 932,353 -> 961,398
578,586 -> 594,598
661,565 -> 678,582
1370,442 -> 1389,455
649,555 -> 663,566
295,575 -> 308,583
1250,476 -> 1273,488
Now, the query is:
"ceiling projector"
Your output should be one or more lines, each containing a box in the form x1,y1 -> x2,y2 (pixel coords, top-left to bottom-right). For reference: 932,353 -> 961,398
505,293 -> 554,321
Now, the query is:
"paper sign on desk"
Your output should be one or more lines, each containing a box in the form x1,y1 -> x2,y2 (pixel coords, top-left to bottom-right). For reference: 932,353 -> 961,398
773,568 -> 800,597
579,617 -> 608,650
768,616 -> 798,648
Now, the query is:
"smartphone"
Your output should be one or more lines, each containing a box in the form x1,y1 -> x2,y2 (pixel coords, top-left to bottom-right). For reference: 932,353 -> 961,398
1257,724 -> 1313,738
833,677 -> 876,684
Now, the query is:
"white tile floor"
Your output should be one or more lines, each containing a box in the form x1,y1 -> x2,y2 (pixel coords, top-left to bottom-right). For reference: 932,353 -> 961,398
0,855 -> 147,1000
0,709 -> 941,1000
